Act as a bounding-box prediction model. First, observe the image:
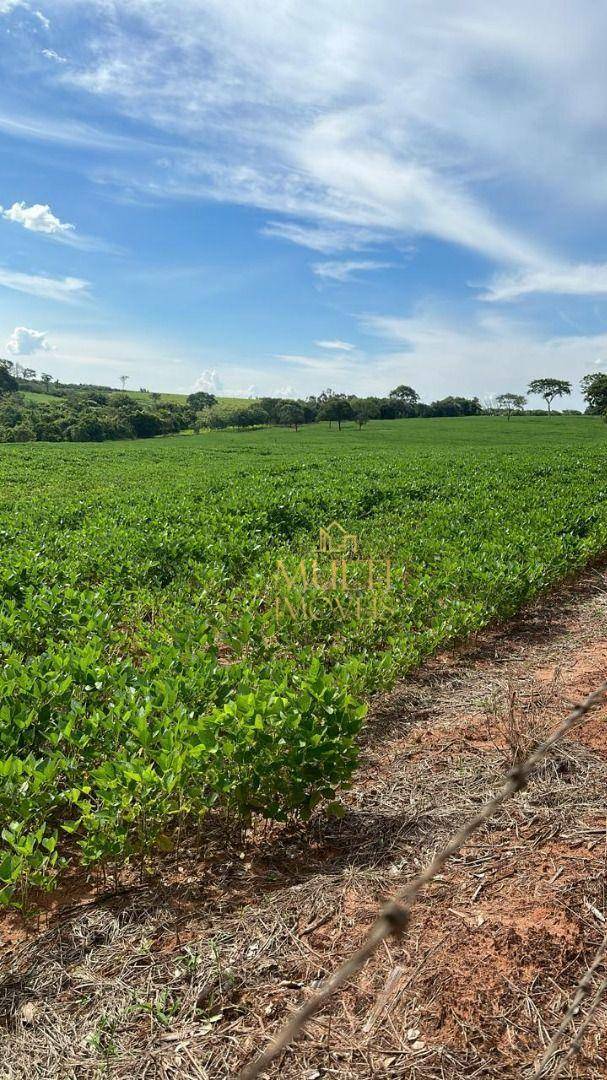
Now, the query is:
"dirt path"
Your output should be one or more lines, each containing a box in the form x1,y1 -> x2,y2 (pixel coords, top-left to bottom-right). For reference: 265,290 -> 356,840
2,569 -> 607,1078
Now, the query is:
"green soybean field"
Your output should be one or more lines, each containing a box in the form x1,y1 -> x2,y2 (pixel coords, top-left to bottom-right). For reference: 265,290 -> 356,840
1,415 -> 607,905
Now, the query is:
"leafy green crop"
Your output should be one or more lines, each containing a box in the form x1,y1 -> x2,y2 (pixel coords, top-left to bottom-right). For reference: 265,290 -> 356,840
1,415 -> 606,904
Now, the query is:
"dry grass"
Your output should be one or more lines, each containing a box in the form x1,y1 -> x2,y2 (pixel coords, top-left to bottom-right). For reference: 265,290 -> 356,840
1,574 -> 607,1078
482,675 -> 561,765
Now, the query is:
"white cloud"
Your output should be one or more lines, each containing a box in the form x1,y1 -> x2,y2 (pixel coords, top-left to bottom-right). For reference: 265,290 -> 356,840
1,201 -> 74,235
0,112 -> 149,152
312,260 -> 391,282
192,368 -> 223,394
35,10 -> 50,28
0,1 -> 24,12
261,221 -> 382,254
315,339 -> 355,351
6,325 -> 52,355
41,48 -> 67,64
273,384 -> 296,397
0,268 -> 88,302
275,352 -> 352,372
482,263 -> 607,301
361,308 -> 598,405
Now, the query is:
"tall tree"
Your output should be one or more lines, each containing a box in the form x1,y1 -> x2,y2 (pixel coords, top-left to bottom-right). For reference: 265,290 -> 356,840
581,373 -> 607,414
389,384 -> 419,407
316,388 -> 337,403
527,378 -> 571,415
187,391 -> 217,409
277,402 -> 305,431
0,365 -> 18,395
495,392 -> 526,420
350,398 -> 380,428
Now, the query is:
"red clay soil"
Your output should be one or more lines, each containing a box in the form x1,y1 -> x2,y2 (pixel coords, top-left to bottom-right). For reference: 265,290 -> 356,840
1,570 -> 607,1078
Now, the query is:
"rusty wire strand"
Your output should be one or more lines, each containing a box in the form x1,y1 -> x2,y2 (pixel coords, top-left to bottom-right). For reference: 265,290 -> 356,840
239,681 -> 607,1080
533,932 -> 607,1077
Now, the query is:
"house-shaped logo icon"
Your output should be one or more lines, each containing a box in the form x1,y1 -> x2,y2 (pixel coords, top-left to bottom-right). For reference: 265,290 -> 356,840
318,521 -> 359,555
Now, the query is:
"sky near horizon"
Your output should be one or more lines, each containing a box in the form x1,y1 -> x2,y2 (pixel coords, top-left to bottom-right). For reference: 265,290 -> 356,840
2,2 -> 607,405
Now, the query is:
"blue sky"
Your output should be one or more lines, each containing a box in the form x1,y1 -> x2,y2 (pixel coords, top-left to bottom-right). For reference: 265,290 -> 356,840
2,1 -> 607,405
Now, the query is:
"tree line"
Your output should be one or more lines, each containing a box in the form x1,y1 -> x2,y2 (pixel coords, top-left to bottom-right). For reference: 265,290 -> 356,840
194,378 -> 585,431
0,360 -> 604,442
197,387 -> 486,432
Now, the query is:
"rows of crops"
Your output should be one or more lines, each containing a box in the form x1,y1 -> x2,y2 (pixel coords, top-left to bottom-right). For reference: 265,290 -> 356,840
1,416 -> 607,904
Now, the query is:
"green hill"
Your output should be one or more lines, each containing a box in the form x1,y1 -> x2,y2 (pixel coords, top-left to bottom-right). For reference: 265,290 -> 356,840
18,382 -> 250,409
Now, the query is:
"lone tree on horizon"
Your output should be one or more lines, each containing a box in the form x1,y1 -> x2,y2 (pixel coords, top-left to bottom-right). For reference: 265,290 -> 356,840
496,392 -> 526,420
527,378 -> 571,415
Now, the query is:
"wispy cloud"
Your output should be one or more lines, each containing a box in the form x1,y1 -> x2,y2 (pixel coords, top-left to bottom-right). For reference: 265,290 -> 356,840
274,352 -> 353,372
361,307 -> 604,404
312,260 -> 392,282
0,268 -> 89,302
41,48 -> 67,64
315,339 -> 355,351
0,112 -> 154,152
261,221 -> 383,254
481,263 -> 607,301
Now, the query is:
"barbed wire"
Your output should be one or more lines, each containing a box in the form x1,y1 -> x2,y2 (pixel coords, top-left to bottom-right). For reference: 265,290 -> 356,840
239,680 -> 607,1080
533,931 -> 607,1078
550,973 -> 607,1079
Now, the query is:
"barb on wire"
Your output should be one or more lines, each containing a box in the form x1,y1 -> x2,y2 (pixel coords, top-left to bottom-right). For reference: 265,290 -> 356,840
549,974 -> 607,1079
534,932 -> 607,1078
239,681 -> 607,1080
